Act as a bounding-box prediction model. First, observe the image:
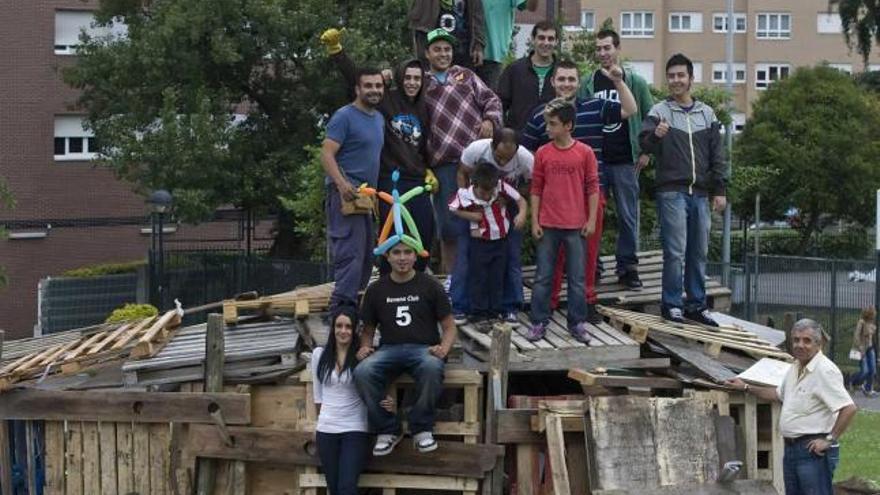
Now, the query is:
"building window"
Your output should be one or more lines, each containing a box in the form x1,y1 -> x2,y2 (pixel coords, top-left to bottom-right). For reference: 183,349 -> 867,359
713,13 -> 747,33
581,10 -> 595,31
627,61 -> 654,85
827,63 -> 852,73
756,13 -> 791,39
54,116 -> 98,161
621,11 -> 654,38
755,63 -> 790,89
712,63 -> 747,83
692,62 -> 703,83
869,64 -> 880,72
55,10 -> 127,55
669,13 -> 702,33
817,13 -> 843,34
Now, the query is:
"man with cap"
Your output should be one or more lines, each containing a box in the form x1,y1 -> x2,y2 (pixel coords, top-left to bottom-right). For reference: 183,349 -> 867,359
421,28 -> 502,280
409,0 -> 486,70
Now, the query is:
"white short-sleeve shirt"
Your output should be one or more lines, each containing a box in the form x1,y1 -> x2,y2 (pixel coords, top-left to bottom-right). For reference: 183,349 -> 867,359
460,139 -> 534,182
776,352 -> 854,438
311,347 -> 369,434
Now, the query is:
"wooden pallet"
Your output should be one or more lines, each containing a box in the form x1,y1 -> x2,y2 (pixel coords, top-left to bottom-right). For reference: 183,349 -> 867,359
597,306 -> 792,361
0,310 -> 182,391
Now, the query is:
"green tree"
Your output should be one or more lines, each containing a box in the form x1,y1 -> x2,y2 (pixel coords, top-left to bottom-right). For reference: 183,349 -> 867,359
831,0 -> 880,67
732,65 -> 880,252
64,0 -> 410,257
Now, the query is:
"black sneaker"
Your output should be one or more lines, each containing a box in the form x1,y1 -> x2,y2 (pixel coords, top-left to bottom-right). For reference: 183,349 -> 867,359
586,304 -> 602,324
618,271 -> 643,290
662,307 -> 685,324
685,309 -> 720,327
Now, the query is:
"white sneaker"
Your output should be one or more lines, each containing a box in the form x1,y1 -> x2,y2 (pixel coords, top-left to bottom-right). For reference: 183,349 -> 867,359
443,276 -> 452,293
413,431 -> 438,453
503,312 -> 520,328
373,434 -> 402,456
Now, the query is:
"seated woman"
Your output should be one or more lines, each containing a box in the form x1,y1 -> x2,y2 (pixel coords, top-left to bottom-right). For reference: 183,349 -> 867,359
312,307 -> 393,494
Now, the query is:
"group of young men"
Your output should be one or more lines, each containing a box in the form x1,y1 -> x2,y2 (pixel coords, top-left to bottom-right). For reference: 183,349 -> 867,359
317,5 -> 732,458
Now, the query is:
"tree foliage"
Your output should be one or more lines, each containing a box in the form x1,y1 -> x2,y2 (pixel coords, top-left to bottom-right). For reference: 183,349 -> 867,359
64,0 -> 410,256
732,65 -> 880,251
832,0 -> 880,67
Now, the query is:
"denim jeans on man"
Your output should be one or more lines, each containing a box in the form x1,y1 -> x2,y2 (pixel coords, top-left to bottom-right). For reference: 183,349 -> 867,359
469,237 -> 508,319
656,191 -> 710,312
431,162 -> 461,242
450,219 -> 471,315
316,431 -> 370,495
502,227 -> 525,313
530,228 -> 588,328
604,163 -> 640,275
783,438 -> 834,495
851,346 -> 877,392
326,184 -> 375,312
353,344 -> 445,435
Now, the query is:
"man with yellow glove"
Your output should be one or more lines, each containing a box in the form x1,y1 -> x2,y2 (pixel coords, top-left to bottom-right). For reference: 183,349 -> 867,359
321,28 -> 436,274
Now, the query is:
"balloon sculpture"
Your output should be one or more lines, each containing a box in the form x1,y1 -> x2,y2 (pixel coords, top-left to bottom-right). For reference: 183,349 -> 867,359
358,169 -> 432,257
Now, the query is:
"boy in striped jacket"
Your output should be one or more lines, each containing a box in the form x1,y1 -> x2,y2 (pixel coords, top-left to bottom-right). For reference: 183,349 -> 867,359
449,161 -> 527,326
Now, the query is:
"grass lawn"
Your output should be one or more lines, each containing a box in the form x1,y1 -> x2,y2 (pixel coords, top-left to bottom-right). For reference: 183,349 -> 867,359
836,410 -> 880,484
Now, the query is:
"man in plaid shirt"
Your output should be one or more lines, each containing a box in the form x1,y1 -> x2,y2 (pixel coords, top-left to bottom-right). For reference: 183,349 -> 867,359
421,27 -> 502,293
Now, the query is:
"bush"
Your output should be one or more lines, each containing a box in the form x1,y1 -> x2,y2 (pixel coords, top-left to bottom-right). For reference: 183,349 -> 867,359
62,260 -> 146,278
105,303 -> 159,323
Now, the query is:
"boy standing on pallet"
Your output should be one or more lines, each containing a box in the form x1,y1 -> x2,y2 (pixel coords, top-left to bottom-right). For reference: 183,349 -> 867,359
354,242 -> 457,456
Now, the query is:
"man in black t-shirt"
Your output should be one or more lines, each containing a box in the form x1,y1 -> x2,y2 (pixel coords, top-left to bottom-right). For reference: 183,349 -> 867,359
353,242 -> 457,456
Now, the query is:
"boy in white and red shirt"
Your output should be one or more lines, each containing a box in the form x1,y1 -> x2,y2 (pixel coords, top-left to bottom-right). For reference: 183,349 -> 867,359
528,98 -> 599,343
449,161 -> 527,325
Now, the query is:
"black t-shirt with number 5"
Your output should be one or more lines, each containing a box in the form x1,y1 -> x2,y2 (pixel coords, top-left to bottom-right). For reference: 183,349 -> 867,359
360,272 -> 452,346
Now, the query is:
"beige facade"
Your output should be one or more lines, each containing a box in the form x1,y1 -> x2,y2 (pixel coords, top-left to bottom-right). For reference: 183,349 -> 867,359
578,0 -> 880,121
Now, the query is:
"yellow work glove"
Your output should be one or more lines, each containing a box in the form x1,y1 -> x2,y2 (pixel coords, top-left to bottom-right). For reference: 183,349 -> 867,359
425,169 -> 439,194
319,28 -> 344,55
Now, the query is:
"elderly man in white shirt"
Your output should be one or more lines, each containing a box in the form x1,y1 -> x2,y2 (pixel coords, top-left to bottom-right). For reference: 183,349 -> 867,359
728,319 -> 857,495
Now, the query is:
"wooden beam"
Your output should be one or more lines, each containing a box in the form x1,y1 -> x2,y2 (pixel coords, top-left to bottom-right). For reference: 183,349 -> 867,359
485,323 -> 512,495
545,414 -> 571,495
567,369 -> 682,390
0,420 -> 12,495
0,389 -> 250,423
299,473 -> 479,491
186,424 -> 501,479
25,421 -> 38,495
196,313 -> 225,495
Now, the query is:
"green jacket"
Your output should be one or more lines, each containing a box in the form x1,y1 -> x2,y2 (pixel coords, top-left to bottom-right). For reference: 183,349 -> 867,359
577,68 -> 655,163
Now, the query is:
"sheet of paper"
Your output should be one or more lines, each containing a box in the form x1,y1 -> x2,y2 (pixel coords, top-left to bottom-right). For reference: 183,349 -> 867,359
737,358 -> 792,388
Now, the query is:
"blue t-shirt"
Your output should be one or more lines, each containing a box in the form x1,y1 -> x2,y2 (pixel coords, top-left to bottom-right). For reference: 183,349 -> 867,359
325,104 -> 385,187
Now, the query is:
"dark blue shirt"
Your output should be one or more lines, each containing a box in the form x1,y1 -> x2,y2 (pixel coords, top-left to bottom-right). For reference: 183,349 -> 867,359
325,104 -> 385,187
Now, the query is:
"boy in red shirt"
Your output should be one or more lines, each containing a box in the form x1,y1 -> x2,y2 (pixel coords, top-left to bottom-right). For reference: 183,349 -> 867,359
527,98 -> 599,343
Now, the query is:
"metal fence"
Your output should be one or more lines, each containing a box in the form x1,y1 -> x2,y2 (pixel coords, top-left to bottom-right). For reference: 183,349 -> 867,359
710,255 -> 878,371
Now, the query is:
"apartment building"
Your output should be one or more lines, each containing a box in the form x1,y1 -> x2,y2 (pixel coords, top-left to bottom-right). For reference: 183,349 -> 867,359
575,0 -> 880,126
0,2 -> 263,339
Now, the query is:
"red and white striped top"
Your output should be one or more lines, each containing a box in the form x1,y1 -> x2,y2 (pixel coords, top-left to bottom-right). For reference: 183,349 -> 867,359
448,181 -> 521,241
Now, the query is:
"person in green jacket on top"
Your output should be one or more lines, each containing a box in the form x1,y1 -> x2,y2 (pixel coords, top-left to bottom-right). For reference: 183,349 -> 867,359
577,28 -> 655,291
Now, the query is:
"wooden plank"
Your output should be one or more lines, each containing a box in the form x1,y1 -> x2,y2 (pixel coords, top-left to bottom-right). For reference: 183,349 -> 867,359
516,443 -> 537,495
39,339 -> 84,366
116,422 -> 134,495
66,422 -> 84,495
648,333 -> 738,383
88,322 -> 131,355
589,480 -> 779,494
132,423 -> 151,495
545,414 -> 571,495
44,421 -> 65,495
132,311 -> 183,358
111,316 -> 156,350
150,423 -> 169,495
742,394 -> 758,479
0,420 -> 12,495
299,473 -> 479,490
138,310 -> 181,345
197,314 -> 226,495
99,422 -> 119,495
0,389 -> 251,423
23,421 -> 37,495
82,422 -> 101,494
588,396 -> 660,490
568,369 -> 682,390
485,323 -> 512,495
186,424 -> 501,479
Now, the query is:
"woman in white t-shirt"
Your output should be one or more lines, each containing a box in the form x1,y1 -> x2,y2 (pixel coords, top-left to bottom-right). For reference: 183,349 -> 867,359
311,307 -> 371,495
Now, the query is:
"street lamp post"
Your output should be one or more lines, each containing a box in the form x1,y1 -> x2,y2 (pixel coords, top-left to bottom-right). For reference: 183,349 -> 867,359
148,189 -> 173,309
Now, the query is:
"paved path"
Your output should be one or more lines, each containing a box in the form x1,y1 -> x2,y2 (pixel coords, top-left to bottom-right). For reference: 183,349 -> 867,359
852,391 -> 880,412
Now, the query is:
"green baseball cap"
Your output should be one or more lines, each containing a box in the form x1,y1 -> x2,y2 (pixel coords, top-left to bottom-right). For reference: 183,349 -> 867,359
426,28 -> 457,47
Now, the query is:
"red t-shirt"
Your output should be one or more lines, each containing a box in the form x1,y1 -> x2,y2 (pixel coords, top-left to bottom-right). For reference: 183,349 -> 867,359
530,140 -> 599,229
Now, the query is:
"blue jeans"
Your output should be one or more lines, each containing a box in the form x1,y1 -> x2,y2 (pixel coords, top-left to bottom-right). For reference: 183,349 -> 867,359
604,163 -> 640,275
469,237 -> 508,319
450,232 -> 470,314
851,347 -> 877,392
316,431 -> 370,495
530,228 -> 588,329
783,439 -> 834,495
503,227 -> 525,313
326,184 -> 375,311
353,344 -> 445,435
657,191 -> 710,312
431,162 -> 460,241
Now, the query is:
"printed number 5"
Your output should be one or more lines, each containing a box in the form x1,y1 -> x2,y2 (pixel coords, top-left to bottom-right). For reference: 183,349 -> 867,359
396,305 -> 412,326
